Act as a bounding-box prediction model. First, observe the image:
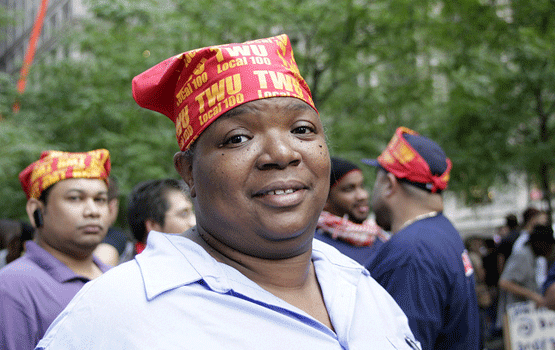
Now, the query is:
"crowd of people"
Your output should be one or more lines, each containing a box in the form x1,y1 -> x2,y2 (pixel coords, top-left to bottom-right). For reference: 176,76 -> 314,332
462,208 -> 555,345
0,149 -> 196,349
0,33 -> 553,350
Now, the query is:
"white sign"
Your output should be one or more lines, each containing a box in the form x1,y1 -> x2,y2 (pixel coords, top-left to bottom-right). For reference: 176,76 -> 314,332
505,301 -> 555,350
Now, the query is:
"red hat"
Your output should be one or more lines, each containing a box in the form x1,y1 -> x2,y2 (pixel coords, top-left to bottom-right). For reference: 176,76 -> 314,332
19,149 -> 111,199
132,34 -> 317,151
362,127 -> 452,193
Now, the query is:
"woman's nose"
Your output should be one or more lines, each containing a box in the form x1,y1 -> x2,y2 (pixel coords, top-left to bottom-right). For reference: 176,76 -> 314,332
256,132 -> 301,170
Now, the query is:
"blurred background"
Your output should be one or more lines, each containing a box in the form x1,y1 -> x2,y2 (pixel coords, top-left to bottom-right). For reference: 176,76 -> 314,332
1,0 -> 554,237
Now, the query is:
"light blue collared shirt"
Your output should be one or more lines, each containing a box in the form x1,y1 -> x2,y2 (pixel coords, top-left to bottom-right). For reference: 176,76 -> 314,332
37,231 -> 419,349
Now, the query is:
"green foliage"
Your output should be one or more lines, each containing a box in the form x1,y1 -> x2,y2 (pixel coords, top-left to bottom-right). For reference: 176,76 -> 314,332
435,0 -> 555,204
0,4 -> 15,41
1,0 -> 555,219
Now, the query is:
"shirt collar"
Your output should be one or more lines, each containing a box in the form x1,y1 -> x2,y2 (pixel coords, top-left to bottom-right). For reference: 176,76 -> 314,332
137,231 -> 370,301
24,241 -> 110,283
136,231 -> 231,300
312,238 -> 371,283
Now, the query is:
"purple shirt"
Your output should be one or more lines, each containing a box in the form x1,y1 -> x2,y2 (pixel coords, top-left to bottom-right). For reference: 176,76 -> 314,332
0,241 -> 109,350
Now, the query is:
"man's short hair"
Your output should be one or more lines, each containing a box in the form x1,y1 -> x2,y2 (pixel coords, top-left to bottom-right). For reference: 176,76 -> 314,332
38,185 -> 54,205
107,175 -> 120,201
127,179 -> 190,243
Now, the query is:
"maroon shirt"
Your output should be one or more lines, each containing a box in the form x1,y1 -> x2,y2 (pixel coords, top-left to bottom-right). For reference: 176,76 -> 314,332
0,241 -> 110,350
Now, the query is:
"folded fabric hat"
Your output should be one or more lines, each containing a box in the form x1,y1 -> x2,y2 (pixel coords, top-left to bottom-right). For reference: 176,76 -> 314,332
132,34 -> 317,151
330,157 -> 361,189
362,127 -> 452,193
19,149 -> 111,199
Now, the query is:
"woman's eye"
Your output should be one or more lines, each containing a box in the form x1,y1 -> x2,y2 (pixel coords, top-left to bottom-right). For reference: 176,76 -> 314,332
292,125 -> 315,134
223,135 -> 249,145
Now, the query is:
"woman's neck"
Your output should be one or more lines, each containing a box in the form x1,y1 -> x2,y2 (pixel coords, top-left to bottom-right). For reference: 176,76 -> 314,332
188,227 -> 313,289
186,227 -> 334,330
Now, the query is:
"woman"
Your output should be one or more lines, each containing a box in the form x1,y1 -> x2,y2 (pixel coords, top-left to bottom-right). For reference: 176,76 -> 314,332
36,34 -> 419,349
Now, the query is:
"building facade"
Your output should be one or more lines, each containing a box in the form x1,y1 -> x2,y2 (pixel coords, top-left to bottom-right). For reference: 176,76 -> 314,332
0,0 -> 86,74
443,174 -> 532,238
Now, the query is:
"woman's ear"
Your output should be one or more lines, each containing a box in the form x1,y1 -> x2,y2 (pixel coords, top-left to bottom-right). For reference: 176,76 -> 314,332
174,151 -> 195,198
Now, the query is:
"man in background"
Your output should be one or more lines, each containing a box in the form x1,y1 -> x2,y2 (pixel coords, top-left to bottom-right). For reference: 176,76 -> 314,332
364,127 -> 480,350
0,149 -> 112,350
508,208 -> 550,303
314,157 -> 387,265
127,178 -> 195,256
498,224 -> 555,318
93,175 -> 131,266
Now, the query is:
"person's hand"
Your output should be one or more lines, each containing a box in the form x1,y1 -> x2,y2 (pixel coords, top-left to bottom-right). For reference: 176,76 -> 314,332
532,293 -> 547,308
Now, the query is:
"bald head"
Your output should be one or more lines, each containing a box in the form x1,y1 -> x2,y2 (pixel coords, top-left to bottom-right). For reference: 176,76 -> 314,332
371,168 -> 443,233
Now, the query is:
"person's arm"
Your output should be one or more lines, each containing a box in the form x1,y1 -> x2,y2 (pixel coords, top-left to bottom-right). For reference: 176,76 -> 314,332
545,282 -> 555,310
470,252 -> 486,283
497,252 -> 506,277
499,278 -> 545,307
499,249 -> 545,308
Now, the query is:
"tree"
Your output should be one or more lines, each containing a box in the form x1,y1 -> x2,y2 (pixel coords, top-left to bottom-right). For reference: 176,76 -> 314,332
1,0 -> 406,220
2,0 -> 555,222
435,0 -> 555,214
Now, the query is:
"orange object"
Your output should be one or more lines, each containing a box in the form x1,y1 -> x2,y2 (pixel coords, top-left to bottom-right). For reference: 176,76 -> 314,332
13,0 -> 50,112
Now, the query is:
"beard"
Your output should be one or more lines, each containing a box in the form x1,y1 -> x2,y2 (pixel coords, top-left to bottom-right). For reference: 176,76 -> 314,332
349,215 -> 366,225
348,209 -> 367,225
372,199 -> 392,232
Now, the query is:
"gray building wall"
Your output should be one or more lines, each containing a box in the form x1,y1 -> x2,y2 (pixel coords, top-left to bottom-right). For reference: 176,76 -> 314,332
0,0 -> 86,74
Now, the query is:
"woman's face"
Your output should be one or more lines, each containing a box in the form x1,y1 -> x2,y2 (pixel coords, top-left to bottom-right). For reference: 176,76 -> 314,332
178,97 -> 330,259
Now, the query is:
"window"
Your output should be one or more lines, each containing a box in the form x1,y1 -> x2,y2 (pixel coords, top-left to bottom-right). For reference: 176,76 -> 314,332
63,2 -> 70,21
50,12 -> 57,30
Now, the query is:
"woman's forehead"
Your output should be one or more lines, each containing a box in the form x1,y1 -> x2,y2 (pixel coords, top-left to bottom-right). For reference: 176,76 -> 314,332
219,97 -> 317,119
185,97 -> 321,154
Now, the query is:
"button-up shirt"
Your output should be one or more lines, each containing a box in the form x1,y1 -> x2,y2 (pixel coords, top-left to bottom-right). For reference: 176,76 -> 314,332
37,231 -> 419,349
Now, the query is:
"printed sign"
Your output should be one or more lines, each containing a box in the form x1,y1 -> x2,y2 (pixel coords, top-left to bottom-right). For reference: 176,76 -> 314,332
504,301 -> 555,350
